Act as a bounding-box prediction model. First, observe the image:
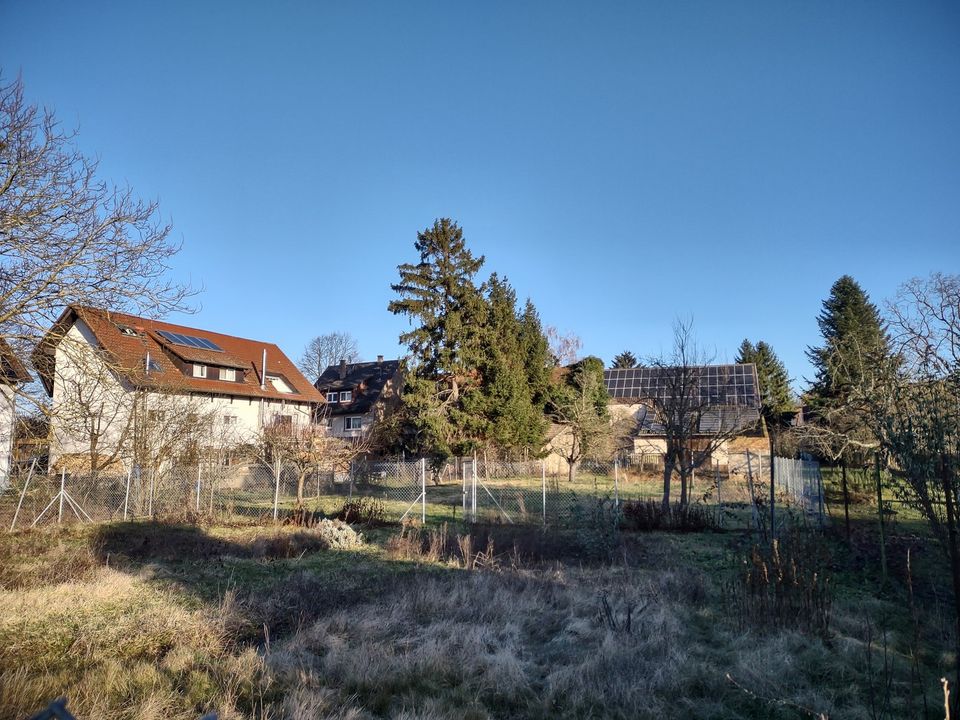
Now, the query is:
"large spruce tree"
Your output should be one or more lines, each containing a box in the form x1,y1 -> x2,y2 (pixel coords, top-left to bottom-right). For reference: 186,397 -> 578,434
388,219 -> 551,461
803,275 -> 891,463
807,275 -> 890,402
388,219 -> 488,459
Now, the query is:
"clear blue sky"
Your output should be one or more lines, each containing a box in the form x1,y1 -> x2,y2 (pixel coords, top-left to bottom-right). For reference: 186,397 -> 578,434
3,1 -> 958,391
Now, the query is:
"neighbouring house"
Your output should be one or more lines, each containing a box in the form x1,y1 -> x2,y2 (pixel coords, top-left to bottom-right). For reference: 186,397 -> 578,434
0,338 -> 31,486
314,356 -> 402,439
33,306 -> 323,471
604,364 -> 763,467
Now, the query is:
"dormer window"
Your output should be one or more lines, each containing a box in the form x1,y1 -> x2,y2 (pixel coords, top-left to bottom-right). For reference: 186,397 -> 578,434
326,392 -> 339,403
220,368 -> 236,382
146,358 -> 162,373
193,364 -> 207,378
118,324 -> 139,336
340,390 -> 352,402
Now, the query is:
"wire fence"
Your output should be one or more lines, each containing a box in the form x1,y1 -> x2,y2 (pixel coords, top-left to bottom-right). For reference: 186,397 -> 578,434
0,452 -> 824,532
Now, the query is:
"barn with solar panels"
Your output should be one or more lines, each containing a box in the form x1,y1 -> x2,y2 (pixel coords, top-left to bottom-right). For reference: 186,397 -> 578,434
604,364 -> 763,462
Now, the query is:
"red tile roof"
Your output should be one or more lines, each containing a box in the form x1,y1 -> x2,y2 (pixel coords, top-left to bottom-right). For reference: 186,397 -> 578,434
0,337 -> 31,384
34,306 -> 322,403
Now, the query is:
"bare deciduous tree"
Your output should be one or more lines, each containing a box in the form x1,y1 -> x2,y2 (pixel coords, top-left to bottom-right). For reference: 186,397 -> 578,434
254,415 -> 368,507
646,319 -> 752,509
545,326 -> 582,367
548,357 -> 611,482
298,332 -> 360,383
0,73 -> 192,404
878,273 -> 960,710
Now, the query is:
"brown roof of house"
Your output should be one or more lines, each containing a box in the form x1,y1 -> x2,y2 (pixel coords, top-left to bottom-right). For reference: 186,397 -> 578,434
33,306 -> 323,403
0,337 -> 31,384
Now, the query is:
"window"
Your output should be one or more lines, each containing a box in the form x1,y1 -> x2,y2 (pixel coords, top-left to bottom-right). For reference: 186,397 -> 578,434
344,416 -> 362,430
118,324 -> 139,336
339,390 -> 352,402
220,368 -> 236,382
193,364 -> 207,378
146,357 -> 162,373
326,392 -> 339,403
147,410 -> 166,422
223,415 -> 238,425
325,417 -> 333,428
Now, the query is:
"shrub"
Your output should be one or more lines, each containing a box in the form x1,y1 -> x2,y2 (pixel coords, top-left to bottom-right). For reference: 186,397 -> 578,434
620,500 -> 718,533
330,497 -> 387,526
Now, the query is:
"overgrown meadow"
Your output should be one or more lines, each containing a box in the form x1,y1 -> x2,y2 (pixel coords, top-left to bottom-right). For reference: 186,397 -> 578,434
0,492 -> 954,720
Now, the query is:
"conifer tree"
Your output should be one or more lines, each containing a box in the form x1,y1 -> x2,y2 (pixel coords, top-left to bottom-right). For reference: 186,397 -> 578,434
807,275 -> 890,403
611,351 -> 637,369
735,339 -> 793,427
388,219 -> 488,460
802,275 -> 891,464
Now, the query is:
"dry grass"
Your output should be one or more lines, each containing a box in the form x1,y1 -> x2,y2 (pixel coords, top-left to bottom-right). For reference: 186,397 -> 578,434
0,520 -> 953,719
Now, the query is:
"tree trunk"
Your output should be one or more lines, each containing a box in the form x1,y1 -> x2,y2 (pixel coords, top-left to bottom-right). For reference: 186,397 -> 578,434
768,429 -> 776,542
662,456 -> 673,511
568,459 -> 577,483
296,472 -> 305,506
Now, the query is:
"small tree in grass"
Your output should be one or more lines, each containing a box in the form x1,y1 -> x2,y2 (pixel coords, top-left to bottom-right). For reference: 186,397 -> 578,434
548,356 -> 610,482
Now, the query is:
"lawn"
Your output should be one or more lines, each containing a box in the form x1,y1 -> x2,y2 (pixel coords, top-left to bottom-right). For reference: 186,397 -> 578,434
0,503 -> 954,719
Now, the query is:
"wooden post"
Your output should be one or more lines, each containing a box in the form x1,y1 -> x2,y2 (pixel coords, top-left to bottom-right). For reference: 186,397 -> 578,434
123,467 -> 132,520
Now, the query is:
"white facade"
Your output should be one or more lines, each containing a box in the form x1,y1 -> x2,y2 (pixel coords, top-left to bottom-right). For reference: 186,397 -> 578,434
49,319 -> 314,469
0,384 -> 15,487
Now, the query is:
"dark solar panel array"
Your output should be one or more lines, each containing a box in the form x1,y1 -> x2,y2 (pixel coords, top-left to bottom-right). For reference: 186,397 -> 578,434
156,329 -> 223,352
604,364 -> 759,407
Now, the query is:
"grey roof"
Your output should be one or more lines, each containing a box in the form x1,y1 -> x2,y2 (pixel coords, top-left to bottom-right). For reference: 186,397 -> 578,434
315,359 -> 401,415
604,364 -> 760,408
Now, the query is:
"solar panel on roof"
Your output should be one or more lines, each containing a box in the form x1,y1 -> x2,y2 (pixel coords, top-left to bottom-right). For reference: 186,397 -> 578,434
157,329 -> 223,352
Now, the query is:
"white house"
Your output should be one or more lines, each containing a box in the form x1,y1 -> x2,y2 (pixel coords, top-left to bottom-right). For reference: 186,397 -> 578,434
33,306 -> 323,471
0,338 -> 31,486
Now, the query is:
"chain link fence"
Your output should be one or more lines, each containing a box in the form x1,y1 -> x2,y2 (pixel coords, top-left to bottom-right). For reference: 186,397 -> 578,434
0,452 -> 823,532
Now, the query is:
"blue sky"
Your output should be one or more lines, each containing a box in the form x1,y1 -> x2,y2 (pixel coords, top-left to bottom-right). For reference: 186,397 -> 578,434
3,1 -> 958,390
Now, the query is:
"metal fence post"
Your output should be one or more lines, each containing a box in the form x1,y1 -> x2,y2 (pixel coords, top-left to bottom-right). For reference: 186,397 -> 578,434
462,459 -> 468,517
123,467 -> 132,520
421,458 -> 426,523
196,465 -> 202,513
10,458 -> 37,532
541,460 -> 546,526
273,463 -> 280,521
472,452 -> 477,522
58,469 -> 66,524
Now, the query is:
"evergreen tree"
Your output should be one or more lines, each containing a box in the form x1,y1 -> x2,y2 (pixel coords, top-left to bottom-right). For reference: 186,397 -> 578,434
388,219 -> 488,460
802,275 -> 892,463
807,275 -> 890,402
387,220 -> 552,461
611,351 -> 637,369
735,339 -> 794,426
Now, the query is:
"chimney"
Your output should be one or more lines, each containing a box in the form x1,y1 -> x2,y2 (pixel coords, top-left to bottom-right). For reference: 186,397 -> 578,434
377,355 -> 383,365
261,348 -> 267,389
338,359 -> 347,379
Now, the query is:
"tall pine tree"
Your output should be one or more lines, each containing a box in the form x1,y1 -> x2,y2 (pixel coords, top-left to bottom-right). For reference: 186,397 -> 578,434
736,339 -> 794,427
611,351 -> 637,369
388,219 -> 488,459
387,220 -> 552,461
803,275 -> 891,464
807,275 -> 890,402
